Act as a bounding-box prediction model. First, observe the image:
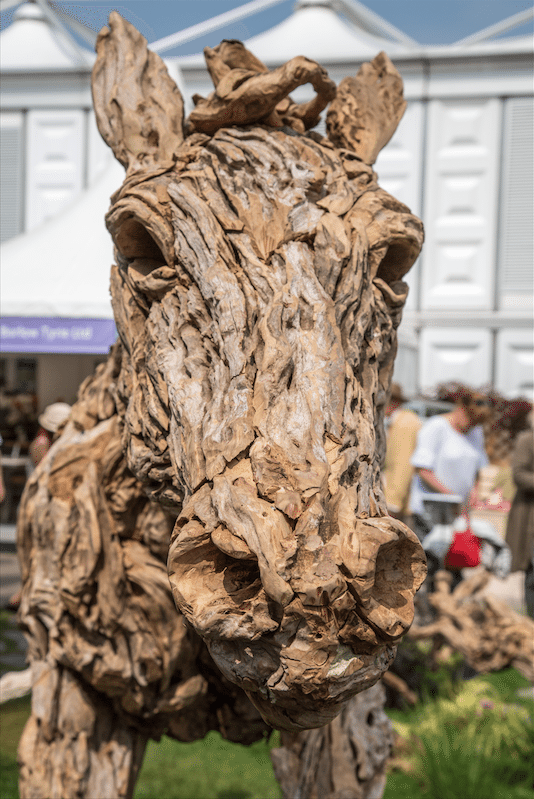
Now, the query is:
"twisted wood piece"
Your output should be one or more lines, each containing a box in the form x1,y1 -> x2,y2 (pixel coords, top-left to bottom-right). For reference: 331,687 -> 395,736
18,12 -> 426,798
408,571 -> 534,682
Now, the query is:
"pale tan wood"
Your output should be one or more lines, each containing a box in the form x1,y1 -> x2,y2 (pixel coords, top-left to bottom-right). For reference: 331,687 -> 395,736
17,13 -> 427,798
271,682 -> 393,799
19,663 -> 148,799
188,40 -> 336,134
17,354 -> 271,799
326,52 -> 407,165
408,570 -> 534,682
92,12 -> 184,175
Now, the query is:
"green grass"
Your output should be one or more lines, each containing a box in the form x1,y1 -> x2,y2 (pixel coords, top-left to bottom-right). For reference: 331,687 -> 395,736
0,751 -> 20,799
0,696 -> 30,758
134,732 -> 282,799
0,698 -> 282,799
0,696 -> 30,799
383,771 -> 425,799
476,667 -> 533,704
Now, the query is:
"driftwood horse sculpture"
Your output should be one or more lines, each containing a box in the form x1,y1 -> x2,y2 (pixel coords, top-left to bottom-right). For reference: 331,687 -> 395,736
16,14 -> 426,798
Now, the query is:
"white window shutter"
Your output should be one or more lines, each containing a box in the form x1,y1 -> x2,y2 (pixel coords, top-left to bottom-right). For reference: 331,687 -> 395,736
419,327 -> 492,393
421,99 -> 500,310
496,329 -> 534,399
375,101 -> 424,311
0,112 -> 24,243
499,97 -> 534,305
25,109 -> 85,232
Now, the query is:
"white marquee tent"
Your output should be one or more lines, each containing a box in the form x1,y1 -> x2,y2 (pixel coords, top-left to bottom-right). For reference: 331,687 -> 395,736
1,0 -> 532,402
1,158 -> 122,320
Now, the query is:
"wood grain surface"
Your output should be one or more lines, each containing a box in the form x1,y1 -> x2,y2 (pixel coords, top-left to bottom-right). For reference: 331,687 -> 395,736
17,12 -> 427,798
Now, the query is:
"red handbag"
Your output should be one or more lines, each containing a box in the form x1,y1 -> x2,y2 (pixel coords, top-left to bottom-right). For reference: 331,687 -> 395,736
444,517 -> 481,569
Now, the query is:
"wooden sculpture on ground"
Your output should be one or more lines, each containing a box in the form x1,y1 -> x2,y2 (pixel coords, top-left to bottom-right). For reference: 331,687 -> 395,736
408,570 -> 534,683
16,14 -> 426,798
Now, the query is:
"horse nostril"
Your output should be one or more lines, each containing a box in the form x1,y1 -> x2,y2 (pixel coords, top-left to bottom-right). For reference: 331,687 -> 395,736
114,217 -> 166,262
366,534 -> 426,638
340,517 -> 427,640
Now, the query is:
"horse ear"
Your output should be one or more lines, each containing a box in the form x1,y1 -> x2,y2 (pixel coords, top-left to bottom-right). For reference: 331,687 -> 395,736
326,52 -> 406,165
92,12 -> 185,174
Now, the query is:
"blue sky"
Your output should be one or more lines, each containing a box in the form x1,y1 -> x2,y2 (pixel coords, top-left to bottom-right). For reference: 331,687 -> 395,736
1,0 -> 533,53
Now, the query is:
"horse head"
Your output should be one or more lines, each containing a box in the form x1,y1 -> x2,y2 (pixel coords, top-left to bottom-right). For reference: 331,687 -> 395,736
92,13 -> 426,731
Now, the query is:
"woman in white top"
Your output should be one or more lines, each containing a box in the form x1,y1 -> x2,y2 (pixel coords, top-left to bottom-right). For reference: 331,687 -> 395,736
410,385 -> 492,606
410,385 -> 491,523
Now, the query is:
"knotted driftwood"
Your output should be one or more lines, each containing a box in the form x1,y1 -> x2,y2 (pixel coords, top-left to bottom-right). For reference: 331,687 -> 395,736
407,570 -> 534,683
17,13 -> 426,798
271,681 -> 393,799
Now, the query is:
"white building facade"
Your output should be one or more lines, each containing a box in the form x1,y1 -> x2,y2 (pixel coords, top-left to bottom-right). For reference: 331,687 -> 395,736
1,0 -> 532,403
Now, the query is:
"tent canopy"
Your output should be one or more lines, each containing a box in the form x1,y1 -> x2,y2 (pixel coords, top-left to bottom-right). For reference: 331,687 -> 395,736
243,0 -> 412,65
1,159 -> 123,321
0,1 -> 94,71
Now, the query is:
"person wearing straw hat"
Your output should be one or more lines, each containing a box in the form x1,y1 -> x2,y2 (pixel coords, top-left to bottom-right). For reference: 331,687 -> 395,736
383,382 -> 421,527
29,402 -> 71,466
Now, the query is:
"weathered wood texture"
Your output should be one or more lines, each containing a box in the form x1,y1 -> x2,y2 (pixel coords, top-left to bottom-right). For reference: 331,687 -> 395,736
17,353 -> 270,799
18,12 -> 426,798
271,682 -> 393,799
408,571 -> 534,683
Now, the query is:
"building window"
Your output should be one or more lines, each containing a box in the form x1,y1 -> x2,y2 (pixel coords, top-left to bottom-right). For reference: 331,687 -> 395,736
499,97 -> 534,302
0,111 -> 24,243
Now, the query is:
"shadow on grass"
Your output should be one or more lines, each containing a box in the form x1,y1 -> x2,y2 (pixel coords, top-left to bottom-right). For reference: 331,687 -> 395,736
217,788 -> 251,799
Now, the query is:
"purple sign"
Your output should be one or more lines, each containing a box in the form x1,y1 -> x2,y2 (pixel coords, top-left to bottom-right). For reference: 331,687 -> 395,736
0,317 -> 117,354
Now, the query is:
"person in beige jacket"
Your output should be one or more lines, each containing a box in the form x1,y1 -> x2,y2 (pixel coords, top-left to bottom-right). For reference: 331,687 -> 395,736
383,383 -> 421,526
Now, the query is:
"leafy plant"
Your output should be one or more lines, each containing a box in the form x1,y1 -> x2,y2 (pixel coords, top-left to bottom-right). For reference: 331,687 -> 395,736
389,673 -> 534,799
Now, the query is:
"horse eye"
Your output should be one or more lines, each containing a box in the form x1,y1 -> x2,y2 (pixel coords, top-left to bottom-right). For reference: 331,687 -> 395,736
113,217 -> 166,265
376,238 -> 420,285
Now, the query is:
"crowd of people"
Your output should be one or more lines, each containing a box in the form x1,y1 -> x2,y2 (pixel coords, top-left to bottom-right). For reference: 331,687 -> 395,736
383,381 -> 533,618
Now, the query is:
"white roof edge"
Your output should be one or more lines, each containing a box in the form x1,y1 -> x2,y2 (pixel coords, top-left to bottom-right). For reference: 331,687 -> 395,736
0,1 -> 94,70
172,37 -> 533,71
416,35 -> 534,59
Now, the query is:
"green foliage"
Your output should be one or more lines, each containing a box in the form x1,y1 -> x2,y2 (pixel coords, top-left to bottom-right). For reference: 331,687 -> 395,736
388,670 -> 534,799
383,770 -> 424,799
390,638 -> 467,706
418,718 -> 533,799
476,667 -> 533,705
0,609 -> 27,677
0,611 -> 20,655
